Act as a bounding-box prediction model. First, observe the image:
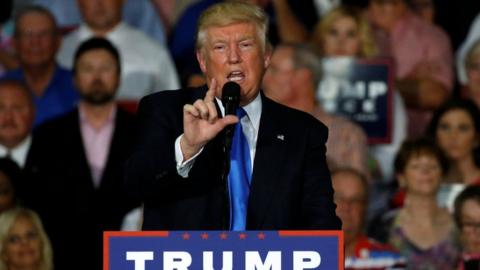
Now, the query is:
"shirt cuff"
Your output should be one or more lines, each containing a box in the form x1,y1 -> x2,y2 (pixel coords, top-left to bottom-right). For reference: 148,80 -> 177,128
174,134 -> 203,178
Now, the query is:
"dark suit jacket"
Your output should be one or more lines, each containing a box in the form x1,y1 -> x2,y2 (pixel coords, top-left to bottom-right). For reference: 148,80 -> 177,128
125,86 -> 341,230
27,107 -> 139,270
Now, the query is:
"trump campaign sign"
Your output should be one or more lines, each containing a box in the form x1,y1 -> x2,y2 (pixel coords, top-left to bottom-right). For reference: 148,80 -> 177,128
104,231 -> 344,270
317,57 -> 394,144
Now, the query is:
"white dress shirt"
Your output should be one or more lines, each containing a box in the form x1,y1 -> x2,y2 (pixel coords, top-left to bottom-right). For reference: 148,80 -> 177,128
57,22 -> 180,100
0,136 -> 32,168
175,93 -> 262,177
456,12 -> 480,85
33,0 -> 167,45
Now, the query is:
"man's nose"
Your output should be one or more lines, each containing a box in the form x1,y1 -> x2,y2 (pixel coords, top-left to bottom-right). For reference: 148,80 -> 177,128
336,200 -> 353,214
1,109 -> 14,121
227,46 -> 241,63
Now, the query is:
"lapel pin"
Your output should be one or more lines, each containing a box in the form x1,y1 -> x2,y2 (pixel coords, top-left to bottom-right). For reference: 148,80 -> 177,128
276,134 -> 285,141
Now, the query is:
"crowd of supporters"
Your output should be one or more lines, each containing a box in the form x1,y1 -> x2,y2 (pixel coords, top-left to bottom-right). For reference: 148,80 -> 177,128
1,0 -> 480,269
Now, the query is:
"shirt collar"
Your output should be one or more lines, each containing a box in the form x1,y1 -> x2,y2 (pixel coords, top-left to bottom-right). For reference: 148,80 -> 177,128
79,105 -> 117,130
0,136 -> 32,167
215,92 -> 262,133
78,22 -> 126,41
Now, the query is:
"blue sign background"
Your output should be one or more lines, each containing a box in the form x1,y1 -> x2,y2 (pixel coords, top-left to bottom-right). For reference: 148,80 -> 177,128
106,231 -> 341,269
317,58 -> 393,144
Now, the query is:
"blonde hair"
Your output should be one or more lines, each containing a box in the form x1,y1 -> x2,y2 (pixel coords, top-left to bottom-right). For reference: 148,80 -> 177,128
196,1 -> 269,52
311,6 -> 377,58
0,208 -> 53,270
465,38 -> 480,70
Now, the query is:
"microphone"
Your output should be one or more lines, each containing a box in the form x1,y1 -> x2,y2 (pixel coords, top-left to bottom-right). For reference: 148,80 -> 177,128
221,81 -> 241,151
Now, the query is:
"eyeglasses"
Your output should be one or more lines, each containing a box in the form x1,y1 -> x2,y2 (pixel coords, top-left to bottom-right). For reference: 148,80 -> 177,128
17,30 -> 56,40
461,221 -> 480,232
334,195 -> 366,205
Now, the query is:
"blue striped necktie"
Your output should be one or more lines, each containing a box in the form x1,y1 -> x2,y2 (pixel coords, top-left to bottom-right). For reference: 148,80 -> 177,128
229,107 -> 252,231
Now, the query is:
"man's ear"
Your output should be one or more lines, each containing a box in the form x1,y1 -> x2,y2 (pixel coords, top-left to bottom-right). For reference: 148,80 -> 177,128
53,32 -> 62,52
263,43 -> 272,69
196,49 -> 207,74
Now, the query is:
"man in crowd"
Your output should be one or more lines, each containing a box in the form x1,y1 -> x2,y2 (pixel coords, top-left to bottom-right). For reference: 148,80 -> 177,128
331,168 -> 405,269
125,2 -> 341,230
262,43 -> 370,179
33,0 -> 167,45
368,0 -> 453,138
0,79 -> 46,210
0,80 -> 34,168
2,6 -> 78,126
30,38 -> 139,270
57,0 -> 179,100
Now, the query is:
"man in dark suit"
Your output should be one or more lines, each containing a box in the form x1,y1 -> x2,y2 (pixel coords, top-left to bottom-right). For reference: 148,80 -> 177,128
125,2 -> 340,230
28,38 -> 139,270
0,80 -> 35,168
0,79 -> 40,204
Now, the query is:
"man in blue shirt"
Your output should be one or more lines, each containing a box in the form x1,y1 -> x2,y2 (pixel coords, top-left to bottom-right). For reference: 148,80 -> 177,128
2,6 -> 78,127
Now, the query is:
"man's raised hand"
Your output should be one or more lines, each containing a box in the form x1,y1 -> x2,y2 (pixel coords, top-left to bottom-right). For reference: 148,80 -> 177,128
180,79 -> 238,160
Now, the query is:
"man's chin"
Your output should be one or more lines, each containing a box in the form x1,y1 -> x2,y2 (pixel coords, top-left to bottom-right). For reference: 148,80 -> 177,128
85,99 -> 114,106
81,94 -> 115,105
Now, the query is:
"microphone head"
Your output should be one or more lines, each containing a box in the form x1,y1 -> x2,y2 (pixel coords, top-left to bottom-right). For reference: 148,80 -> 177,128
221,81 -> 240,115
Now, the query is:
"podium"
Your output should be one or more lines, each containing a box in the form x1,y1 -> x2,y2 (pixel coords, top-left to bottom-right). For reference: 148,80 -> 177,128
104,230 -> 344,269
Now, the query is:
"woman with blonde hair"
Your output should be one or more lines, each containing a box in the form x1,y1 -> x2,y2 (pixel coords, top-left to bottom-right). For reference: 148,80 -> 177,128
311,5 -> 377,58
0,208 -> 53,270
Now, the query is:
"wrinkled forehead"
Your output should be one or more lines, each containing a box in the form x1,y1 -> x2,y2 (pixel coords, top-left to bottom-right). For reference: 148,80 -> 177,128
333,172 -> 367,197
0,85 -> 32,106
77,0 -> 124,8
17,11 -> 56,32
205,23 -> 258,43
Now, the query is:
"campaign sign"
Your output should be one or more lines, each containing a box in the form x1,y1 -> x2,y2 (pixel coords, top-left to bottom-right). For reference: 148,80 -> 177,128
104,230 -> 344,270
317,57 -> 394,144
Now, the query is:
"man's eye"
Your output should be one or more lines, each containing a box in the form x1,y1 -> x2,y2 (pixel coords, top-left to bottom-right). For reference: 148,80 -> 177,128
240,43 -> 252,49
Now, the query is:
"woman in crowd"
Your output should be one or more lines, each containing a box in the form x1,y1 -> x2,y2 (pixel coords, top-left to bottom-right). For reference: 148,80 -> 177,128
454,185 -> 480,269
462,39 -> 480,109
427,98 -> 480,185
0,158 -> 20,214
311,4 -> 409,186
0,208 -> 53,270
310,5 -> 377,57
387,138 -> 459,269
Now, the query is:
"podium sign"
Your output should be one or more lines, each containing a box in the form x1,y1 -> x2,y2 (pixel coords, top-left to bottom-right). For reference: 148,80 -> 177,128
104,231 -> 344,270
317,57 -> 394,144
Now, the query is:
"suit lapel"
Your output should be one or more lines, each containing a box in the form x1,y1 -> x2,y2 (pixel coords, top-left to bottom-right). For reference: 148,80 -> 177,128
99,108 -> 122,190
70,110 -> 96,192
247,94 -> 288,228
